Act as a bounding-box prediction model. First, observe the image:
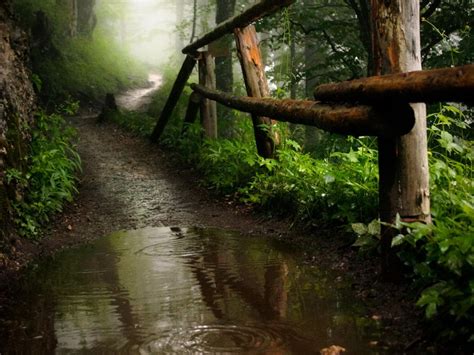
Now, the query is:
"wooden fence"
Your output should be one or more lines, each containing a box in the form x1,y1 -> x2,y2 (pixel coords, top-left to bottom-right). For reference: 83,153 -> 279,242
150,0 -> 474,276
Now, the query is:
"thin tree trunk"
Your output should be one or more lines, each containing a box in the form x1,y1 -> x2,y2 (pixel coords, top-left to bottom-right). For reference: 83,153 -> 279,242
190,0 -> 197,43
199,52 -> 218,139
215,0 -> 236,138
176,0 -> 185,50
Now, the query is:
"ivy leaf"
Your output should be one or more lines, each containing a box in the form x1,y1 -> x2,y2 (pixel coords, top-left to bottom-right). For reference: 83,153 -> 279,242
367,219 -> 381,237
351,223 -> 367,236
391,234 -> 405,247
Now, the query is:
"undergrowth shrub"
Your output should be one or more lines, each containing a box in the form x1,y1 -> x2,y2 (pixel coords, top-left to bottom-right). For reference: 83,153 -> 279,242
240,137 -> 378,224
6,104 -> 81,237
35,34 -> 147,103
390,105 -> 474,342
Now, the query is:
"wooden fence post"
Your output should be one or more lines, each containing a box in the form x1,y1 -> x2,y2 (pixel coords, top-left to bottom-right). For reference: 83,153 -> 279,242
234,25 -> 277,159
181,92 -> 202,135
151,54 -> 197,142
199,51 -> 218,139
371,0 -> 431,279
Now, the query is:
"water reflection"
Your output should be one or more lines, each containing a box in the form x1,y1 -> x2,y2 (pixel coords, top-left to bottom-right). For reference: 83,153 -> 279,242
1,227 -> 382,354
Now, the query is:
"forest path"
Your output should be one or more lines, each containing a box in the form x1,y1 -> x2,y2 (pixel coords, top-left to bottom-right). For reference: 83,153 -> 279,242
0,79 -> 424,354
116,73 -> 162,112
61,113 -> 285,244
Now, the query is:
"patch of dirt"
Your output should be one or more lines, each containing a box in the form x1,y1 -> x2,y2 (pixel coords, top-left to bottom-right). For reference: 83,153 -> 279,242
0,114 -> 451,353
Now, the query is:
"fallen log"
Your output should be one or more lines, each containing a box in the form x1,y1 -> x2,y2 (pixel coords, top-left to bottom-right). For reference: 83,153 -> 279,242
182,0 -> 295,55
191,84 -> 415,137
314,64 -> 474,104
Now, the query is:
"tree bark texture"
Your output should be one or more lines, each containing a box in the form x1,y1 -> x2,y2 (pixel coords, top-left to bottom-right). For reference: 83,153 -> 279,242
199,52 -> 218,139
215,0 -> 236,138
314,64 -> 474,104
77,0 -> 96,36
371,0 -> 431,278
234,25 -> 277,158
191,84 -> 415,137
151,55 -> 197,142
183,0 -> 295,54
176,0 -> 185,50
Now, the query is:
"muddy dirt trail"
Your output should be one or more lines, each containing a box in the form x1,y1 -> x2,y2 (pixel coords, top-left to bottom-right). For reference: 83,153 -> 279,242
64,115 -> 285,237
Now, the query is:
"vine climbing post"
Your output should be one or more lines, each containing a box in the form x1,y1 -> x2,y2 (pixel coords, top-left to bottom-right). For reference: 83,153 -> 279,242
234,25 -> 277,158
371,0 -> 431,278
198,51 -> 218,139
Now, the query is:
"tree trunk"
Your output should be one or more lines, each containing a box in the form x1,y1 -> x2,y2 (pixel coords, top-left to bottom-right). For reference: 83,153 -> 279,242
77,0 -> 96,36
199,52 -> 218,139
215,0 -> 236,138
176,0 -> 185,50
371,0 -> 431,279
303,6 -> 323,151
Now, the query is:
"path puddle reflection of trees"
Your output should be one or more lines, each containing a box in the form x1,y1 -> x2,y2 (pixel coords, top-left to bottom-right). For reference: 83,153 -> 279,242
1,227 -> 384,354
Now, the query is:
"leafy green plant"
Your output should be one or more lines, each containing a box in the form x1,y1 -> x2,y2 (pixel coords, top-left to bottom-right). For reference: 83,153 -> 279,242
389,105 -> 473,342
7,106 -> 81,238
240,136 -> 378,224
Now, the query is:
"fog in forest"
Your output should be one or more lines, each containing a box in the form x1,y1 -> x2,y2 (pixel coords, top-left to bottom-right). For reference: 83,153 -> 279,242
99,0 -> 192,67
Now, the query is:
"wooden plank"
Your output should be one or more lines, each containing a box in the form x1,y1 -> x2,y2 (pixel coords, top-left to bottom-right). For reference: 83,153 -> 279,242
190,84 -> 415,137
314,64 -> 474,104
234,25 -> 276,158
182,0 -> 295,54
199,52 -> 218,139
181,92 -> 202,135
371,0 -> 431,280
150,55 -> 197,142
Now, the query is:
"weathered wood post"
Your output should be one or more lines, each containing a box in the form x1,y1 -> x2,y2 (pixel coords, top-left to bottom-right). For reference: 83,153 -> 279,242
371,0 -> 431,278
234,25 -> 277,158
151,54 -> 197,142
198,51 -> 218,139
181,92 -> 202,135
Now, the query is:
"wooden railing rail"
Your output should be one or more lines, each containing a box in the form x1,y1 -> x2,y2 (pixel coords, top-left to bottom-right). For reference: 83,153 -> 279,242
182,0 -> 295,55
191,84 -> 415,137
149,0 -> 474,276
314,64 -> 474,104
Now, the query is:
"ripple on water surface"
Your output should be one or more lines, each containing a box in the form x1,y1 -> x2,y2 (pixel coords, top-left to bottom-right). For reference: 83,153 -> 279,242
0,227 -> 384,354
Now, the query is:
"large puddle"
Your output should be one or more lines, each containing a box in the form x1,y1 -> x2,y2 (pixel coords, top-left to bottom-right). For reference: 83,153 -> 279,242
1,227 -> 385,354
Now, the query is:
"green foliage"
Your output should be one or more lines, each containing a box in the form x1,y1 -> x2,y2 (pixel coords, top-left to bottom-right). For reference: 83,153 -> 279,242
35,34 -> 147,102
240,137 -> 378,224
6,105 -> 81,238
12,0 -> 147,103
197,134 -> 258,194
389,105 -> 474,342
